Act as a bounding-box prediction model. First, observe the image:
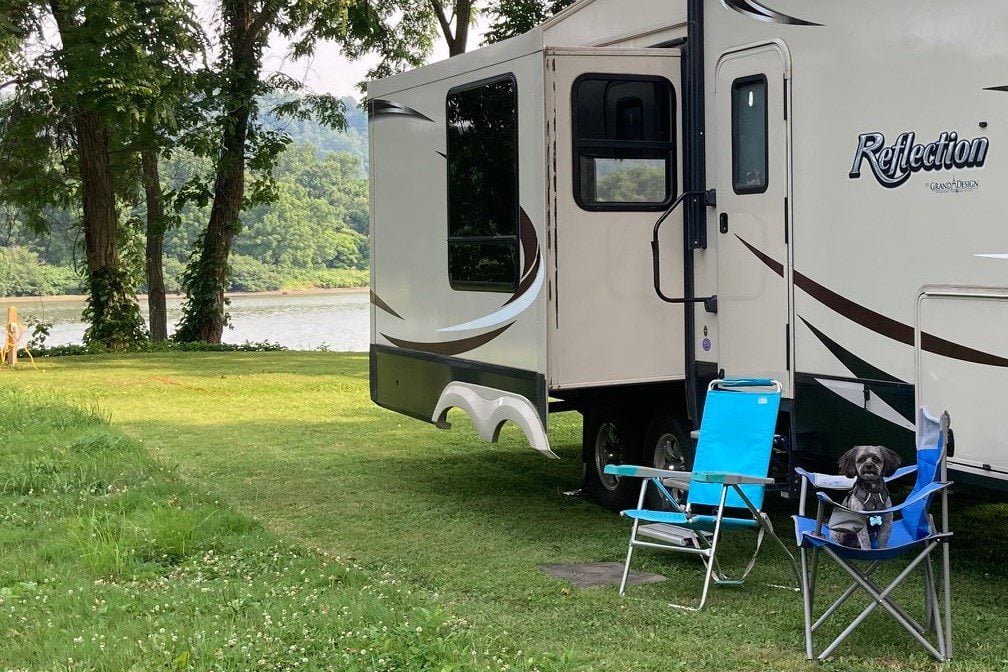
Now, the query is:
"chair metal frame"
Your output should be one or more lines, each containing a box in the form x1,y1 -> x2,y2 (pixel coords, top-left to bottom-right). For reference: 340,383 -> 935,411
794,411 -> 953,661
606,379 -> 800,611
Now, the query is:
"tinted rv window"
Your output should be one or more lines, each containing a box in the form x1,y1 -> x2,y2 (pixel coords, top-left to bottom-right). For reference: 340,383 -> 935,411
446,75 -> 519,292
573,75 -> 675,211
731,76 -> 768,194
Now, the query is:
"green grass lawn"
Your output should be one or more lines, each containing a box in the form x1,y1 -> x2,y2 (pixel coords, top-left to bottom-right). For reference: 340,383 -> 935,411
3,352 -> 1008,671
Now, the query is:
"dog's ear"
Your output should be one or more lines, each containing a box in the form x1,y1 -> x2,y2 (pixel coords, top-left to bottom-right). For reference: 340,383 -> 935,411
880,446 -> 902,477
838,447 -> 860,478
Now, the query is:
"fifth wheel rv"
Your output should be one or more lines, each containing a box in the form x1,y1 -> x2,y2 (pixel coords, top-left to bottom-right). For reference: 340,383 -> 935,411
368,0 -> 1008,508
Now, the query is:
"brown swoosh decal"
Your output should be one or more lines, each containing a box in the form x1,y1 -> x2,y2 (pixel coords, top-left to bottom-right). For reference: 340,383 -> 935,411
503,252 -> 541,308
370,290 -> 404,320
921,333 -> 1008,368
502,207 -> 543,307
737,235 -> 1008,367
793,274 -> 913,345
518,208 -> 538,280
380,322 -> 514,356
735,235 -> 783,277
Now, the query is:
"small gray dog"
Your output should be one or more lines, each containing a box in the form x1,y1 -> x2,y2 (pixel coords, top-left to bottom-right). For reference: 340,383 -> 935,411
829,446 -> 902,549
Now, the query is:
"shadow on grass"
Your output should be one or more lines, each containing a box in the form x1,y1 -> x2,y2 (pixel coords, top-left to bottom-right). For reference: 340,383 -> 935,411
39,351 -> 371,378
123,413 -> 1008,669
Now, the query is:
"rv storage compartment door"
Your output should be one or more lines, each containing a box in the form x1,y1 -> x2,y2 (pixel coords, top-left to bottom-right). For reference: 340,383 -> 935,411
917,288 -> 1008,487
546,48 -> 685,390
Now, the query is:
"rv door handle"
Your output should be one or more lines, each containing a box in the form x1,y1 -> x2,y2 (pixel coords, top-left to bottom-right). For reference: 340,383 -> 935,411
719,213 -> 729,234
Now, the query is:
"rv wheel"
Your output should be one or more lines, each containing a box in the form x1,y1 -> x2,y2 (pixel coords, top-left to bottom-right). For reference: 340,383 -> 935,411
643,412 -> 693,509
583,409 -> 644,512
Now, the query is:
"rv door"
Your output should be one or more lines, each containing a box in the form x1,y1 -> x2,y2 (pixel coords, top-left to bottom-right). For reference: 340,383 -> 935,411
714,44 -> 792,394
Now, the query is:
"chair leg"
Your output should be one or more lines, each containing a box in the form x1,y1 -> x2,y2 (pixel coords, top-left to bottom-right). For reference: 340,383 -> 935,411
695,486 -> 729,611
800,547 -> 814,660
925,554 -> 948,660
619,519 -> 640,596
819,544 -> 943,660
760,516 -> 801,590
811,562 -> 883,634
942,541 -> 953,658
923,559 -> 935,634
808,548 -> 820,602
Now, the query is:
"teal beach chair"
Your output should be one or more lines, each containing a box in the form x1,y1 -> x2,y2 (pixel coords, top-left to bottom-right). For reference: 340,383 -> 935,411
605,379 -> 800,611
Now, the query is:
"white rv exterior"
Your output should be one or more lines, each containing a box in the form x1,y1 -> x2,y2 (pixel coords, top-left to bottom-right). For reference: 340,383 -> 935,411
369,0 -> 1008,507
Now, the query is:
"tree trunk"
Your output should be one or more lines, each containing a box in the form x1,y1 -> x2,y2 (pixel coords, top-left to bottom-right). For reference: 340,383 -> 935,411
52,0 -> 143,349
75,110 -> 144,347
142,147 -> 167,342
430,0 -> 471,56
175,0 -> 258,344
452,0 -> 471,55
178,115 -> 248,343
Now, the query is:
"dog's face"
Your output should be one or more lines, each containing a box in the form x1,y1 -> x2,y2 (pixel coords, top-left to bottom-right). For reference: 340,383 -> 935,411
838,445 -> 901,482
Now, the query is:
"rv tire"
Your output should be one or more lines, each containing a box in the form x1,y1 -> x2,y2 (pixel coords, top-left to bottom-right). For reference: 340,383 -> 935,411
583,408 -> 645,512
643,412 -> 693,509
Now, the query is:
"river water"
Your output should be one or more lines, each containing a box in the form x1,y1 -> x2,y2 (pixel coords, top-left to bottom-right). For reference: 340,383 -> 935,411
7,291 -> 370,351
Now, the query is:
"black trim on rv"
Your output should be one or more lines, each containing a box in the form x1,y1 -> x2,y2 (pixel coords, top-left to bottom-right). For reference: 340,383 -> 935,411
369,99 -> 435,123
370,343 -> 548,427
721,0 -> 823,27
682,0 -> 709,425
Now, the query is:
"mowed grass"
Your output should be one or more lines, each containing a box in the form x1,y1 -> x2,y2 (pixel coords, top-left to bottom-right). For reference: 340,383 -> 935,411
4,352 -> 1008,671
0,386 -> 566,671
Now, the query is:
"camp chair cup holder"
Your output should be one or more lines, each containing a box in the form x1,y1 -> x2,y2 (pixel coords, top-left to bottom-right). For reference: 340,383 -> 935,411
606,378 -> 800,612
792,409 -> 954,661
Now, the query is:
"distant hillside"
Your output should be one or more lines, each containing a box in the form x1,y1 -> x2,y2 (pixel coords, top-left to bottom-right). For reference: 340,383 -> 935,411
1,94 -> 374,298
263,96 -> 369,173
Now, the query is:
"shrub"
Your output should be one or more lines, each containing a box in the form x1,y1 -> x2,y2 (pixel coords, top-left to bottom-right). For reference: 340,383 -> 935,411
0,246 -> 82,296
228,254 -> 284,292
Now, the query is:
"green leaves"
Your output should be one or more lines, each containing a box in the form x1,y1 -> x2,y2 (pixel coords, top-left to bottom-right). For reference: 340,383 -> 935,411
484,0 -> 577,44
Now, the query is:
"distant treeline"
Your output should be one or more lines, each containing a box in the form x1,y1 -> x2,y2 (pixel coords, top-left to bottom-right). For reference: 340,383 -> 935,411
1,101 -> 370,298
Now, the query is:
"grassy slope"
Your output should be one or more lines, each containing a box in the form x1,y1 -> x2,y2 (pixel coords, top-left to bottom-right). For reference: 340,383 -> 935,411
4,352 -> 1008,671
0,386 -> 562,671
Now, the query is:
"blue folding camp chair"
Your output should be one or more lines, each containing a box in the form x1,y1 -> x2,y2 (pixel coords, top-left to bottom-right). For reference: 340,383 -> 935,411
605,379 -> 800,611
793,408 -> 953,660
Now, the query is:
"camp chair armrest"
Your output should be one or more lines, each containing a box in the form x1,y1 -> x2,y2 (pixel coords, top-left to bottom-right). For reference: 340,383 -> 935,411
795,466 -> 918,491
693,471 -> 775,486
795,467 -> 854,490
603,465 -> 693,481
886,465 -> 918,482
815,481 -> 951,516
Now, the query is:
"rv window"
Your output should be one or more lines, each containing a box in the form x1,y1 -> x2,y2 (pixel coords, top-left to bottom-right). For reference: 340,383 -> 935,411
446,75 -> 519,292
731,75 -> 769,194
572,75 -> 675,211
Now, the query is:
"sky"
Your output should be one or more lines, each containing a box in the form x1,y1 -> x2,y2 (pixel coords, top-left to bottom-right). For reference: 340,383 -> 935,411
196,2 -> 490,101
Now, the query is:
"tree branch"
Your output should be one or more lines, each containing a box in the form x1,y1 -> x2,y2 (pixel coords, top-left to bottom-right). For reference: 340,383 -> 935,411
428,0 -> 455,48
238,0 -> 284,57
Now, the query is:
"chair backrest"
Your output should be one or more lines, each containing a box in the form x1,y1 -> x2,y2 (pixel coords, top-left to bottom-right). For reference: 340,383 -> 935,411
687,379 -> 781,511
900,408 -> 948,539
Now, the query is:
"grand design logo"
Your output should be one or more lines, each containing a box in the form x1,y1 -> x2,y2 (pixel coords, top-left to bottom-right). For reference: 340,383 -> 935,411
850,131 -> 989,188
